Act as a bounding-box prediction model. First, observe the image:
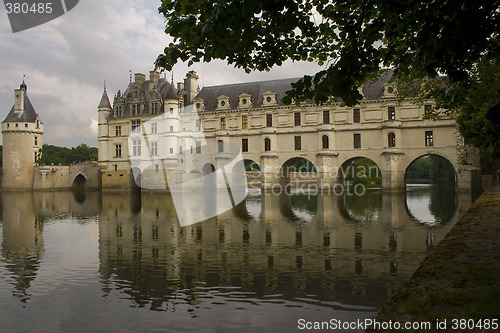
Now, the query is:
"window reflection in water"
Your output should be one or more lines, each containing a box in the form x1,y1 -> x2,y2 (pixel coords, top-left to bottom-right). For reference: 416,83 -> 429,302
0,186 -> 472,331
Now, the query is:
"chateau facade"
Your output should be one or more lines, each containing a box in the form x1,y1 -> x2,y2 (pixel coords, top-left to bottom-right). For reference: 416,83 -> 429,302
98,71 -> 479,191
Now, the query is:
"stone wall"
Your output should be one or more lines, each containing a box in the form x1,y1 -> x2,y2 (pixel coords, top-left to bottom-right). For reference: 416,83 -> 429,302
33,161 -> 101,190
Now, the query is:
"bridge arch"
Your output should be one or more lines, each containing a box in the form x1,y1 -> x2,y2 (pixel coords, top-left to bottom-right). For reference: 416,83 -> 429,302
338,157 -> 382,188
202,163 -> 215,174
243,159 -> 260,171
72,173 -> 87,189
405,154 -> 457,186
279,157 -> 318,188
131,167 -> 142,188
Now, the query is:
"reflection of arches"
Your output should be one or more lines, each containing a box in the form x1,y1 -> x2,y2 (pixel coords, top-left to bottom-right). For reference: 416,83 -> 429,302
405,154 -> 456,186
338,189 -> 382,223
405,184 -> 457,226
388,132 -> 396,147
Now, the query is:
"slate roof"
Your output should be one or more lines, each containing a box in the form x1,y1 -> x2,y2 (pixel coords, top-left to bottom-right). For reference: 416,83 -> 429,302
194,72 -> 395,111
98,89 -> 112,109
195,77 -> 299,111
2,86 -> 40,123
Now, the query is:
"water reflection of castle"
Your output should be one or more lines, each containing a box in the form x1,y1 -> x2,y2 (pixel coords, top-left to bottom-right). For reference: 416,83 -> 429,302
0,190 -> 471,308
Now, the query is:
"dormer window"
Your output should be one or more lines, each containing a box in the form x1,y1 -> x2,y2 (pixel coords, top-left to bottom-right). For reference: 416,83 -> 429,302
384,83 -> 397,97
262,91 -> 277,106
217,95 -> 230,110
193,97 -> 205,111
238,93 -> 252,108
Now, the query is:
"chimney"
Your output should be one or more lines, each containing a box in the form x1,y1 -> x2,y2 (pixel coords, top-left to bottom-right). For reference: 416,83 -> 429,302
134,73 -> 146,86
14,83 -> 26,116
149,71 -> 160,90
183,71 -> 199,104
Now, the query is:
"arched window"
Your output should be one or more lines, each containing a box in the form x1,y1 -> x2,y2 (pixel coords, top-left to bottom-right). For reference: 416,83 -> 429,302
322,135 -> 329,149
218,140 -> 224,153
264,138 -> 271,151
388,132 -> 396,147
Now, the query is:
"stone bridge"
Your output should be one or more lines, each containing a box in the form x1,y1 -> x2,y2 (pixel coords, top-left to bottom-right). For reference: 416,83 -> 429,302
34,161 -> 101,190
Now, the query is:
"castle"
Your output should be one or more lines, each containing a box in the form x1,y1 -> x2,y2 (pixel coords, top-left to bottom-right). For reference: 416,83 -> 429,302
1,81 -> 44,189
1,71 -> 480,191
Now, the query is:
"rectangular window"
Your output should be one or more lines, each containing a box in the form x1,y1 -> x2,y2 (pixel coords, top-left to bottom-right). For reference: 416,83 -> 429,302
354,133 -> 361,148
151,102 -> 159,114
132,120 -> 141,132
195,141 -> 201,154
294,136 -> 301,150
169,126 -> 174,133
169,148 -> 174,154
242,115 -> 248,129
115,126 -> 121,136
323,110 -> 330,124
132,139 -> 141,156
220,117 -> 226,130
266,113 -> 272,127
169,108 -> 174,114
242,138 -> 248,152
294,112 -> 301,126
388,106 -> 396,120
195,119 -> 201,131
34,137 -> 38,146
353,108 -> 361,123
425,131 -> 434,146
115,144 -> 122,157
132,104 -> 140,116
151,123 -> 157,134
424,104 -> 432,117
151,142 -> 157,156
179,146 -> 183,154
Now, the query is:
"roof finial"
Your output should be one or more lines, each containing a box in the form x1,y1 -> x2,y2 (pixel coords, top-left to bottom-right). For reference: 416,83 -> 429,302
104,80 -> 107,91
171,71 -> 174,85
129,70 -> 132,83
20,74 -> 27,91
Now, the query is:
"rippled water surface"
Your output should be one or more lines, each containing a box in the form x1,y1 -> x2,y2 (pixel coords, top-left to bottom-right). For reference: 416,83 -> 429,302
0,187 -> 474,332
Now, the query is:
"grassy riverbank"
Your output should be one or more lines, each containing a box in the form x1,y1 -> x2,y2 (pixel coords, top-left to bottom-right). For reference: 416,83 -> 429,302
368,182 -> 500,332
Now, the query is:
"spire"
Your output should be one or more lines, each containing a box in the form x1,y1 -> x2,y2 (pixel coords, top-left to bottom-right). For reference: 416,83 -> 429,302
98,84 -> 112,109
165,83 -> 178,100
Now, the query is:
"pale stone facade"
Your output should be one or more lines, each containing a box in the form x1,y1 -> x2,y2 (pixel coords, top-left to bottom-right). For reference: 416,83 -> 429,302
98,71 -> 479,191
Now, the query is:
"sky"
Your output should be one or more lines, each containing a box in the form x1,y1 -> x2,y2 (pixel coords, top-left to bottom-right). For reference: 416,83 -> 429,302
0,0 -> 322,147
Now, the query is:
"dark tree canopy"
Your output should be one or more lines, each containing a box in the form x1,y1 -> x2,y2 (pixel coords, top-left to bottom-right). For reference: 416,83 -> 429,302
156,0 -> 500,107
38,144 -> 98,166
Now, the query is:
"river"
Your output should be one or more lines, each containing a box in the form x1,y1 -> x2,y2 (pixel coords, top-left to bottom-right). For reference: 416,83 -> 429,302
0,185 -> 476,332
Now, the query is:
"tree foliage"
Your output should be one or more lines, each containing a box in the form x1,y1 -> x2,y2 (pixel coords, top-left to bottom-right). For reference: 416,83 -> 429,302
38,144 -> 97,166
156,0 -> 500,107
406,155 -> 456,182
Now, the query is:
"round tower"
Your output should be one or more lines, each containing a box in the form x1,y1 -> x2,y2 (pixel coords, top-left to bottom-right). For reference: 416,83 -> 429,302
97,85 -> 111,169
1,81 -> 44,189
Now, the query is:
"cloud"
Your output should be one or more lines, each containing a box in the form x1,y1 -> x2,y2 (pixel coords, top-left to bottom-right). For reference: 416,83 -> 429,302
0,0 -> 322,148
